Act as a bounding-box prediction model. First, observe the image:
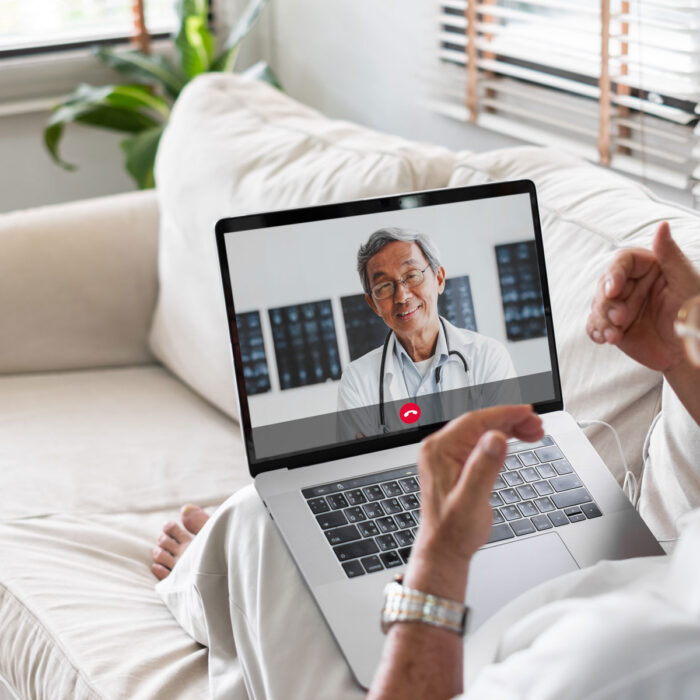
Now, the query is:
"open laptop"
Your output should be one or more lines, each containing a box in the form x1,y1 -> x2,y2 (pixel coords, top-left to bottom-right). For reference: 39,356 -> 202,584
215,180 -> 663,688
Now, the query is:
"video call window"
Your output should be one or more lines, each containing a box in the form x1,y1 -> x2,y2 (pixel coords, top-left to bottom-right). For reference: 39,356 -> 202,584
237,311 -> 271,395
269,301 -> 342,390
495,241 -> 546,341
341,275 -> 478,362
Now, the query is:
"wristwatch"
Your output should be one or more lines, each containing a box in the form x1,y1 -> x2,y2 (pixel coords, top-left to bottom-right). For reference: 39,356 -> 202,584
380,574 -> 469,636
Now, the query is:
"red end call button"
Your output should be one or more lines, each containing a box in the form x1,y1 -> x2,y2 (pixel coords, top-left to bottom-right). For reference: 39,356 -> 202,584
399,403 -> 421,424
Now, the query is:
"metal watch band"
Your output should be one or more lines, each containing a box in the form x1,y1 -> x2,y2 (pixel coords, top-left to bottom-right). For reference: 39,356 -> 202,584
381,577 -> 469,636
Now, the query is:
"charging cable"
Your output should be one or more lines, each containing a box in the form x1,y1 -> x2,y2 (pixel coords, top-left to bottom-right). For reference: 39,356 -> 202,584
576,419 -> 639,507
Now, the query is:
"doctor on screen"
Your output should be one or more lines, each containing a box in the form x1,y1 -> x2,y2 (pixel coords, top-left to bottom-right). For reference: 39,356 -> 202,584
337,227 -> 516,421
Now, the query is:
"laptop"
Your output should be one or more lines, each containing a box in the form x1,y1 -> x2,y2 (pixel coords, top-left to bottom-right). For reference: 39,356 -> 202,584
215,180 -> 663,688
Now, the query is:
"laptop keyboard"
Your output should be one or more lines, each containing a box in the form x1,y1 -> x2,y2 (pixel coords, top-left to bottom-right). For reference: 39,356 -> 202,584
302,435 -> 602,579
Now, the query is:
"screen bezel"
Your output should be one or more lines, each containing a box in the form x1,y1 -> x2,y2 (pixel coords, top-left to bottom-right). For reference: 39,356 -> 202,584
215,179 -> 563,477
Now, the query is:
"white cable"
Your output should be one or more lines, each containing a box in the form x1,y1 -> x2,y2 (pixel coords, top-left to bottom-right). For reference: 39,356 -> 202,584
576,419 -> 639,507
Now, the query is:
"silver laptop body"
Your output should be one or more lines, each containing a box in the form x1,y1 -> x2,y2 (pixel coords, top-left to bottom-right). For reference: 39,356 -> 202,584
215,181 -> 663,689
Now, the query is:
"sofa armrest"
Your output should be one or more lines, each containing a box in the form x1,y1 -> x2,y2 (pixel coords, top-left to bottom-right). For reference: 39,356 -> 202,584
0,190 -> 159,374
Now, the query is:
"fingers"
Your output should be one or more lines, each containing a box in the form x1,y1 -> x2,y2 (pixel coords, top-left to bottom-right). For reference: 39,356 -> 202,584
454,430 -> 508,506
602,247 -> 657,300
653,222 -> 700,291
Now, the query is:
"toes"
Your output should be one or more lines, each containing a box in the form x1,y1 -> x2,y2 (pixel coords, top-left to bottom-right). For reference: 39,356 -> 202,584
163,520 -> 190,545
151,563 -> 171,581
157,533 -> 180,556
181,504 -> 210,535
152,546 -> 176,570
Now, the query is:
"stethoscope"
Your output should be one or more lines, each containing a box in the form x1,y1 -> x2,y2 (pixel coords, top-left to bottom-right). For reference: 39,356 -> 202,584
378,317 -> 469,430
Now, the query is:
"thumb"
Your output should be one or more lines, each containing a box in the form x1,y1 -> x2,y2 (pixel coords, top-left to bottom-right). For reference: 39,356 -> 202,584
454,430 -> 507,506
652,222 -> 694,279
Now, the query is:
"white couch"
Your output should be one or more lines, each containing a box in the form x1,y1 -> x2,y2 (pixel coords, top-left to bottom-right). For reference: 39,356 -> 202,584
1,74 -> 699,699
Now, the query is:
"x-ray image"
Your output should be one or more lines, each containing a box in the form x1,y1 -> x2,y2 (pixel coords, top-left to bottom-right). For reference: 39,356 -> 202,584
236,311 -> 271,395
269,301 -> 342,390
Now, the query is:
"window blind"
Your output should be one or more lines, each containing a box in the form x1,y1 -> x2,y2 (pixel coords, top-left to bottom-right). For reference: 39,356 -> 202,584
0,0 -> 177,55
435,0 -> 700,203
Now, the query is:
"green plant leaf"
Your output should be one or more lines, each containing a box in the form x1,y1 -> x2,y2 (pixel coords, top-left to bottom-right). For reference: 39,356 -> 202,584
242,60 -> 282,90
212,0 -> 268,72
175,14 -> 214,78
96,48 -> 186,99
120,126 -> 164,189
177,0 -> 207,22
44,84 -> 163,170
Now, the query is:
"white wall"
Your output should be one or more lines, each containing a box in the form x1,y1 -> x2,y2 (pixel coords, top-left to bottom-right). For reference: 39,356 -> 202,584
226,192 -> 552,426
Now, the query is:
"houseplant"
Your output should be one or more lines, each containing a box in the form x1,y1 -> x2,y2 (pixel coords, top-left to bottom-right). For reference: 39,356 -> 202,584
44,0 -> 279,189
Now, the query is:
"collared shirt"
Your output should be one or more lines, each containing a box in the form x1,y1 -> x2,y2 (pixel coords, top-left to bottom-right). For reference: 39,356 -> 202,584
394,322 -> 449,398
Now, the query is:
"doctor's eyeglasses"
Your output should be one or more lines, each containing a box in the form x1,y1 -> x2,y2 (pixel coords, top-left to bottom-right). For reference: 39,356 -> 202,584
675,295 -> 700,367
371,264 -> 430,300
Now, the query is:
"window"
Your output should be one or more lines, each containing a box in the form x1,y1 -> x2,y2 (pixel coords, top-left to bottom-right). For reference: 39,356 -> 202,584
0,0 -> 177,56
435,1 -> 700,203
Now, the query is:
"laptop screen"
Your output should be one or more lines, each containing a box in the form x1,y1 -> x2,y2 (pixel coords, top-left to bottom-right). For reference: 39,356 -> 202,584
216,181 -> 562,474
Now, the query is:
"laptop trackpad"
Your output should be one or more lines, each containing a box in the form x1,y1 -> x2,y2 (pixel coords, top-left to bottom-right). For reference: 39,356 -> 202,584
466,532 -> 578,631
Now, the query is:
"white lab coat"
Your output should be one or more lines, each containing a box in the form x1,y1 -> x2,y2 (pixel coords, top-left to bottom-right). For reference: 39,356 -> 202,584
337,319 -> 516,411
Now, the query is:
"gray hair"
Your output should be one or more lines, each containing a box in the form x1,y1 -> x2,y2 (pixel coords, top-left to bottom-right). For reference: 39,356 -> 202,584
357,227 -> 441,296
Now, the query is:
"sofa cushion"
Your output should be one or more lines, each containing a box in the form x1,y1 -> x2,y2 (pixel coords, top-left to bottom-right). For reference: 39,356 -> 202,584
0,191 -> 159,374
448,146 -> 700,494
0,365 -> 249,520
149,73 -> 456,421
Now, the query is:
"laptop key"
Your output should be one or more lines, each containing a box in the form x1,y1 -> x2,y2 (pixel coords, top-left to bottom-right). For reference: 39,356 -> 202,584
395,529 -> 414,547
358,521 -> 379,538
534,497 -> 555,513
537,464 -> 557,479
327,493 -> 349,510
344,506 -> 367,523
518,451 -> 539,467
399,477 -> 420,493
363,485 -> 385,501
377,516 -> 398,533
382,497 -> 403,515
342,560 -> 365,578
363,503 -> 385,519
501,488 -> 519,504
581,502 -> 602,519
511,519 -> 536,536
412,509 -> 421,523
501,505 -> 520,521
307,497 -> 330,514
493,474 -> 507,490
552,459 -> 573,475
552,488 -> 593,509
487,523 -> 514,543
568,512 -> 586,523
325,525 -> 361,545
518,501 -> 538,518
492,508 -> 505,524
346,489 -> 367,506
504,455 -> 522,471
395,512 -> 416,529
517,484 -> 537,500
551,474 -> 584,492
504,471 -> 524,486
534,480 -> 554,496
564,507 -> 582,516
399,494 -> 420,510
380,551 -> 403,568
382,481 -> 403,497
489,492 -> 504,508
398,547 -> 412,563
532,514 -> 553,531
334,538 -> 379,561
361,555 -> 384,574
317,511 -> 348,529
535,446 -> 565,463
376,534 -> 398,551
548,511 -> 569,527
522,467 -> 540,482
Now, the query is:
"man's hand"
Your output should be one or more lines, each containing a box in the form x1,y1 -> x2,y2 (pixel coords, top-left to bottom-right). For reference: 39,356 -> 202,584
586,222 -> 700,372
404,405 -> 543,600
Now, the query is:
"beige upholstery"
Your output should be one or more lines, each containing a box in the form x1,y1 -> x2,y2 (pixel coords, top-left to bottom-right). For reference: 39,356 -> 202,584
0,191 -> 159,374
148,73 -> 456,421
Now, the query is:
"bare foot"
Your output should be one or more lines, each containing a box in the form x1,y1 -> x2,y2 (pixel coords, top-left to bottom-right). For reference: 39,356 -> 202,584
151,504 -> 210,581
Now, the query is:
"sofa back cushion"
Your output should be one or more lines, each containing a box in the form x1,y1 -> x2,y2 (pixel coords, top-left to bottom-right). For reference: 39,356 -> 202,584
0,191 -> 158,374
448,146 -> 700,489
149,73 -> 455,421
